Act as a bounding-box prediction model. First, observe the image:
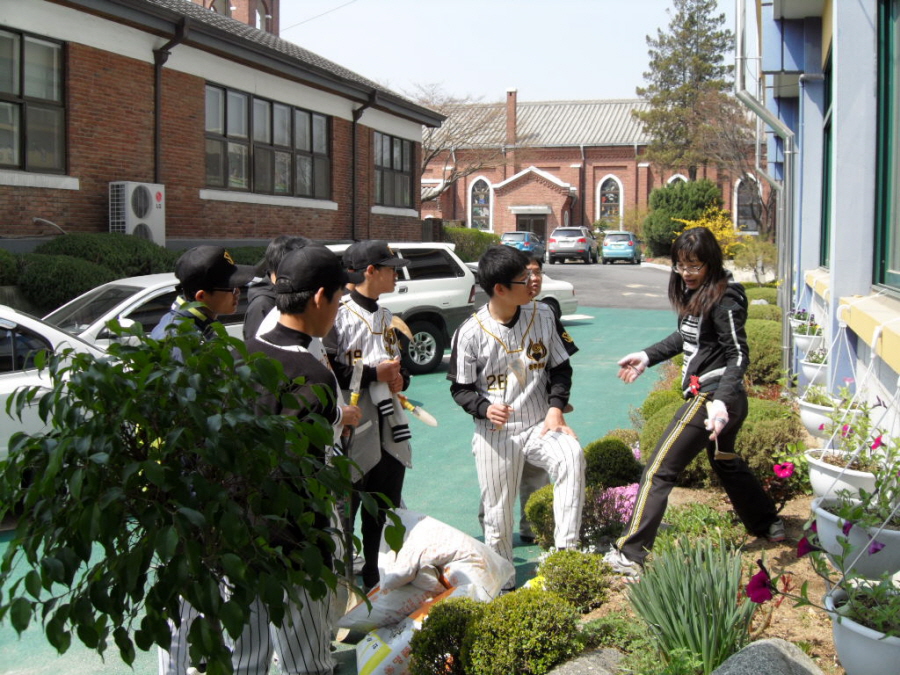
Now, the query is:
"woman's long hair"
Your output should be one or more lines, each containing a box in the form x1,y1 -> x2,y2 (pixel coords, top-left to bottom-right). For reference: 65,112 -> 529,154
667,227 -> 728,317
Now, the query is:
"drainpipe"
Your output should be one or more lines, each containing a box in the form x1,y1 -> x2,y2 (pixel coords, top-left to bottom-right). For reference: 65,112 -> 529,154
351,92 -> 377,240
735,0 -> 795,375
579,144 -> 586,227
153,19 -> 189,185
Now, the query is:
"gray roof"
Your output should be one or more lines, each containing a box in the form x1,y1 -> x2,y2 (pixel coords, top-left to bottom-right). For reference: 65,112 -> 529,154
434,98 -> 650,148
75,0 -> 443,126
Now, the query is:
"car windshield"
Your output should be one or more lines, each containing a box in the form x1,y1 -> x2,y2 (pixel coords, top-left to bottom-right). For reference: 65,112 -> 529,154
43,284 -> 146,333
605,234 -> 631,243
502,233 -> 526,242
553,229 -> 583,238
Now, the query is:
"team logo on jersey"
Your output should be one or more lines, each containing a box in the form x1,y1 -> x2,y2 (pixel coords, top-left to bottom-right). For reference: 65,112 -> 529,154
562,330 -> 574,344
526,339 -> 547,363
384,325 -> 398,357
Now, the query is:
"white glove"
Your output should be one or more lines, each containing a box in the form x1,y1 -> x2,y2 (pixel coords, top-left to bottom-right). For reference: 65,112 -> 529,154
704,399 -> 729,433
617,351 -> 649,383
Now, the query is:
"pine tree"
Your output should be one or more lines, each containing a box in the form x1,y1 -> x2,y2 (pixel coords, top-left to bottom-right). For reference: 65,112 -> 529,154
635,0 -> 734,180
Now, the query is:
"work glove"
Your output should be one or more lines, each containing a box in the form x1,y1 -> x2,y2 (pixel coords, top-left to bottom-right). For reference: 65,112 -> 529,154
617,351 -> 649,383
704,399 -> 729,436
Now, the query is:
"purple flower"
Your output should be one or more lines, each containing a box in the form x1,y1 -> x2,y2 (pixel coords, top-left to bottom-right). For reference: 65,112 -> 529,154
869,540 -> 886,555
797,537 -> 816,557
773,462 -> 795,479
746,560 -> 774,603
842,521 -> 853,537
810,520 -> 818,533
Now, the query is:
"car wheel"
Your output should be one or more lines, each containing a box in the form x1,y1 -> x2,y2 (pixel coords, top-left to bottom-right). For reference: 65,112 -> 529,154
548,255 -> 556,264
601,257 -> 608,265
583,251 -> 591,264
402,320 -> 446,375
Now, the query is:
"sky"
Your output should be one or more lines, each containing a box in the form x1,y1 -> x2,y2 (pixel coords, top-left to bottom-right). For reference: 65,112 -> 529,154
278,0 -> 737,104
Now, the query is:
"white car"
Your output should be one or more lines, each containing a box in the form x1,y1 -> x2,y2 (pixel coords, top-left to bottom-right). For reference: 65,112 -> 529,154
43,273 -> 247,349
466,263 -> 578,317
43,242 -> 477,375
1,305 -> 106,462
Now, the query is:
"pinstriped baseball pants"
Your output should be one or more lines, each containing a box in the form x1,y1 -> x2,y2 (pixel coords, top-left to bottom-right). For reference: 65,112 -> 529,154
157,586 -> 333,675
615,392 -> 778,565
473,424 -> 585,586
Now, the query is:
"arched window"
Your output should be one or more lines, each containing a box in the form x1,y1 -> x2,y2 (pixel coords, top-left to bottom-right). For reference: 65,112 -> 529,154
598,177 -> 621,223
256,0 -> 272,31
735,177 -> 762,233
667,174 -> 688,184
209,0 -> 229,15
470,178 -> 491,231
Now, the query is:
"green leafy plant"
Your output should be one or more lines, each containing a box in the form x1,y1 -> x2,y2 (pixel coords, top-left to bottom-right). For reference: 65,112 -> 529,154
462,588 -> 580,675
409,597 -> 484,675
0,322 -> 402,674
0,248 -> 17,285
792,321 -> 822,336
17,253 -> 118,314
628,536 -> 758,675
583,436 -> 643,488
443,227 -> 500,262
536,550 -> 612,613
802,384 -> 836,407
655,502 -> 747,550
744,318 -> 783,387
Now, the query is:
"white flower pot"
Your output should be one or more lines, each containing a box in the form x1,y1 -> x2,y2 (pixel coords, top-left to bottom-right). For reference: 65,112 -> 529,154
793,331 -> 824,352
825,588 -> 900,674
805,450 -> 877,500
799,359 -> 827,386
797,399 -> 837,438
812,497 -> 900,578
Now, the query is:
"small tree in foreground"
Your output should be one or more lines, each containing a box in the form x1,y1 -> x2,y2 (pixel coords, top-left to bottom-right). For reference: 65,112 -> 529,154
0,322 -> 402,674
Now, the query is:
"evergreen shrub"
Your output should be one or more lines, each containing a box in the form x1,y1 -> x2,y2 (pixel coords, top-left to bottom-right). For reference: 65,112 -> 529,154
409,597 -> 483,675
584,437 -> 642,488
743,286 -> 777,304
0,248 -> 17,285
34,233 -> 175,277
747,304 -> 782,321
443,227 -> 500,262
641,389 -> 684,425
537,549 -> 612,613
604,427 -> 640,449
745,319 -> 783,387
18,254 -> 117,313
463,588 -> 580,675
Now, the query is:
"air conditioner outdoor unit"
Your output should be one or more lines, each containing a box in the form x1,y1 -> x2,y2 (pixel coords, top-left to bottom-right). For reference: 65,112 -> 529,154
109,181 -> 166,246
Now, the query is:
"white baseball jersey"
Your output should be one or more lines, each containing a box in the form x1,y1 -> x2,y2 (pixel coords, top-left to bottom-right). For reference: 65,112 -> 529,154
449,300 -> 571,433
331,296 -> 400,369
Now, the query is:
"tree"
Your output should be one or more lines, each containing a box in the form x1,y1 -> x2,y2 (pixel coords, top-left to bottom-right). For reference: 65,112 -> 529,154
0,323 -> 402,674
635,0 -> 734,181
643,179 -> 723,256
409,83 -> 508,203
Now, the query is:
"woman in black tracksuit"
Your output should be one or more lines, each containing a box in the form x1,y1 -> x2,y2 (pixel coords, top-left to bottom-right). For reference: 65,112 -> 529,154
603,226 -> 783,576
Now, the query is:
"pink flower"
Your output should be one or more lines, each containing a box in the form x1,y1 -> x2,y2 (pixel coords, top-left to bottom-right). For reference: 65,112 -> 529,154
842,521 -> 853,537
841,424 -> 853,437
746,560 -> 774,603
818,423 -> 825,431
871,435 -> 885,451
869,540 -> 886,555
797,537 -> 816,557
843,377 -> 854,386
773,462 -> 795,479
810,520 -> 818,533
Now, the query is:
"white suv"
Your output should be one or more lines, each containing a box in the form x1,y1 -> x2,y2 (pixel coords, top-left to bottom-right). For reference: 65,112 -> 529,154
327,242 -> 477,374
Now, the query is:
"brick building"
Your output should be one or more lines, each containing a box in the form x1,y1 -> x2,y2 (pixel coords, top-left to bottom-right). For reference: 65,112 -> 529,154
422,89 -> 762,239
0,0 -> 443,253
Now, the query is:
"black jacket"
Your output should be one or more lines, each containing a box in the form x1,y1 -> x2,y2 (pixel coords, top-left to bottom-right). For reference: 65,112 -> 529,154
644,279 -> 749,411
243,281 -> 277,341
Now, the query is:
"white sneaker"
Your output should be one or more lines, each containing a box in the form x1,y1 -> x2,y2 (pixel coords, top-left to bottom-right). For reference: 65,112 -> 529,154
602,548 -> 642,577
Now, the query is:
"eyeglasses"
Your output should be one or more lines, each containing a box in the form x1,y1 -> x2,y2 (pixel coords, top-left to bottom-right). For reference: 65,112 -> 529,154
672,263 -> 706,275
212,287 -> 241,295
508,271 -> 538,286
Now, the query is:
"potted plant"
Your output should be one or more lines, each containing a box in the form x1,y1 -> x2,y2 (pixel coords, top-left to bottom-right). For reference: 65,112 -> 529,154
806,405 -> 881,499
797,384 -> 838,438
792,320 -> 824,352
799,347 -> 828,386
788,307 -> 812,330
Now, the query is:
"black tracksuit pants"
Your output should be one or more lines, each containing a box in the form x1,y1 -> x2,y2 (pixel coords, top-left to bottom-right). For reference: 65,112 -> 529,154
616,391 -> 778,564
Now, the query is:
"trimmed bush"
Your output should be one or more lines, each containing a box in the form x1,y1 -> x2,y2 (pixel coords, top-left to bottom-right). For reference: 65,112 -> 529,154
523,484 -> 555,549
18,254 -> 117,314
639,400 -> 683,465
744,286 -> 777,304
604,427 -> 640,449
0,248 -> 17,285
584,437 -> 642,488
443,227 -> 500,262
747,304 -> 782,321
409,597 -> 484,675
745,318 -> 783,387
463,588 -> 580,675
641,389 -> 684,425
537,550 -> 612,613
34,233 -> 176,277
226,246 -> 267,266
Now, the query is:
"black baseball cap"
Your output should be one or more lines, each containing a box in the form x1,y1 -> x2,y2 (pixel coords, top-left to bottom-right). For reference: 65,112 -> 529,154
344,240 -> 409,270
274,245 -> 363,294
174,245 -> 256,290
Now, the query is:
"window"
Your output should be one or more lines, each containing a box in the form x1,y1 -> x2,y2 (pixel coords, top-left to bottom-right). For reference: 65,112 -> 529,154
0,325 -> 50,373
374,131 -> 413,207
736,177 -> 762,233
877,0 -> 900,289
598,177 -> 621,221
205,84 -> 330,198
470,178 -> 491,230
0,29 -> 65,173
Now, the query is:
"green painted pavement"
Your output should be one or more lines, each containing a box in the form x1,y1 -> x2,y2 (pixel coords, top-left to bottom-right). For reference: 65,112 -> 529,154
0,307 -> 674,674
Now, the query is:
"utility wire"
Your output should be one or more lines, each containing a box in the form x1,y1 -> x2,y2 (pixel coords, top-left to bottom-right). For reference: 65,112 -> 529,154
280,0 -> 361,32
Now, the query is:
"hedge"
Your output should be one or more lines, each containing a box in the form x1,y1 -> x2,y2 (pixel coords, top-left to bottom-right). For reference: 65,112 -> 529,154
18,254 -> 117,314
34,233 -> 176,277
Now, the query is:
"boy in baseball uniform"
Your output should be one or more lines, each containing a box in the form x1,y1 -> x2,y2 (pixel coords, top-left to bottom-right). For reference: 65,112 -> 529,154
323,240 -> 413,591
448,245 -> 585,591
